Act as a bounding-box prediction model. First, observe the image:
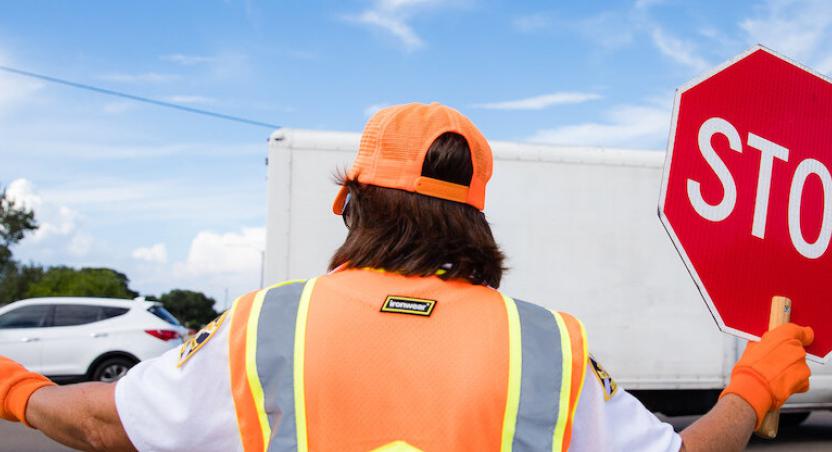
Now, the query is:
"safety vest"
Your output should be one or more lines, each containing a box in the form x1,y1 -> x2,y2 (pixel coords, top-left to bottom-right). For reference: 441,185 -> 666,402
228,269 -> 588,452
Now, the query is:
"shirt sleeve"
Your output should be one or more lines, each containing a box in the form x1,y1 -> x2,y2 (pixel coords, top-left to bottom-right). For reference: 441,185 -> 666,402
114,311 -> 242,452
570,357 -> 682,452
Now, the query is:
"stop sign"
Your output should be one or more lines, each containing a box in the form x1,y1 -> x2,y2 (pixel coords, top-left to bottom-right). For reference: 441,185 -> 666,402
659,46 -> 832,361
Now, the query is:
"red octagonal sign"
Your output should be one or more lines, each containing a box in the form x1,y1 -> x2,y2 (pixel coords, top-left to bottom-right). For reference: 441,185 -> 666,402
659,46 -> 832,361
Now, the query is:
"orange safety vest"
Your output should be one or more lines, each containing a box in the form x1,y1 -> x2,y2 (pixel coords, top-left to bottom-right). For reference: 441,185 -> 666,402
228,269 -> 588,452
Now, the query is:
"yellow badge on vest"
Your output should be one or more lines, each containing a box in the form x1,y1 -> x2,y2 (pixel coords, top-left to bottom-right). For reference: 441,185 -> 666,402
589,355 -> 618,401
369,440 -> 423,452
177,311 -> 229,368
381,295 -> 436,316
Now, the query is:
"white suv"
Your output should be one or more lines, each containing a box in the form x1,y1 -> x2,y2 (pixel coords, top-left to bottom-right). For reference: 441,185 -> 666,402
0,297 -> 189,382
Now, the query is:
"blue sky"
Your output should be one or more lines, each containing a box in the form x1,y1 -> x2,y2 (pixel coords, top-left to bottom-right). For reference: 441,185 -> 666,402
1,0 -> 830,306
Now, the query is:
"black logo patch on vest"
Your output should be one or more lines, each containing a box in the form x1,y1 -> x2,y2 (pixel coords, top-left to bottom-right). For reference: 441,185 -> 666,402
589,355 -> 618,401
380,296 -> 436,316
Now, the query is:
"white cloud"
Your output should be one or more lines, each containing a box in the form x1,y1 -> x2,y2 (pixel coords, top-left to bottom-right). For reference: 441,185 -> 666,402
573,11 -> 636,50
98,72 -> 180,83
5,178 -> 94,257
6,179 -> 79,242
176,227 -> 265,277
650,27 -> 709,72
132,243 -> 168,264
0,54 -> 42,113
740,0 -> 832,73
345,0 -> 458,50
526,103 -> 670,149
38,206 -> 79,240
512,13 -> 550,33
816,54 -> 832,74
124,228 -> 266,309
163,95 -> 216,105
160,54 -> 216,66
105,97 -> 216,114
102,102 -> 134,114
68,233 -> 93,257
473,92 -> 602,111
380,0 -> 437,7
283,49 -> 319,61
349,11 -> 424,50
15,140 -> 262,161
698,27 -> 719,39
364,102 -> 389,117
572,4 -> 710,72
635,0 -> 665,10
162,52 -> 252,80
5,178 -> 41,211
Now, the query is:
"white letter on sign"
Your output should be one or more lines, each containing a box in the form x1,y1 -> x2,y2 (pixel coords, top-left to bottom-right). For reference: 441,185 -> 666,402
788,159 -> 832,259
747,133 -> 789,239
687,117 -> 741,222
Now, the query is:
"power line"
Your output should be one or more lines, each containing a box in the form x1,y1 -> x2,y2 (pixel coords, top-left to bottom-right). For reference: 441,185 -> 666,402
0,65 -> 281,130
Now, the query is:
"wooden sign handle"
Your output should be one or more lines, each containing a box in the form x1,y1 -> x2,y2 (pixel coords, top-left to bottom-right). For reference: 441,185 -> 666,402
754,296 -> 792,439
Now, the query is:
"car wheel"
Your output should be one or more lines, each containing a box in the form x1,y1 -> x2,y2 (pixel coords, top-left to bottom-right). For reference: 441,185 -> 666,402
91,357 -> 135,382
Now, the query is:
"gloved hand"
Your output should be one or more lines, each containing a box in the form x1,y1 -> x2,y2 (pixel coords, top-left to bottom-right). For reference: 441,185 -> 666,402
1,356 -> 55,427
720,323 -> 813,428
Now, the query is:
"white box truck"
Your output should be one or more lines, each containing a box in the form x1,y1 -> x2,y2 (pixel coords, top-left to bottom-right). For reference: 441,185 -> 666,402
263,128 -> 831,422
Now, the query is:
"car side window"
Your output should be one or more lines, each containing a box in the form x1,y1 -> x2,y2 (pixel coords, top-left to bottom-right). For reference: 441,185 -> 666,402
100,307 -> 129,320
0,305 -> 51,329
147,305 -> 182,326
53,305 -> 103,327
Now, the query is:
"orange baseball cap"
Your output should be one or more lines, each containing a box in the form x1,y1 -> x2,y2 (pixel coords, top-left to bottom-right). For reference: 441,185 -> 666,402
332,102 -> 493,215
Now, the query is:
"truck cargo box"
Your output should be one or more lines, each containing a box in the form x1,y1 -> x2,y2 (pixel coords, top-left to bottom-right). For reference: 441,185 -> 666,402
264,128 -> 831,416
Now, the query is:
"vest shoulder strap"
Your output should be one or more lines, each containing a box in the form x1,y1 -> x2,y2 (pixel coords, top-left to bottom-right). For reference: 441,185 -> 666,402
551,310 -> 589,452
503,295 -> 589,452
228,278 -> 314,452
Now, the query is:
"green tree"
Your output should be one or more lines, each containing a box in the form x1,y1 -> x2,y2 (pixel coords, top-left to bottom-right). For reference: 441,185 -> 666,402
0,261 -> 44,305
158,289 -> 218,329
25,266 -> 139,299
0,184 -> 40,305
0,184 -> 38,267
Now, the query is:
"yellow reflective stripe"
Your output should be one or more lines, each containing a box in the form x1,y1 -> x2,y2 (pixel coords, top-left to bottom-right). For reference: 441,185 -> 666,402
550,311 -> 572,452
244,280 -> 306,452
294,277 -> 318,452
500,294 -> 522,452
361,266 -> 446,276
569,321 -> 589,427
245,288 -> 271,451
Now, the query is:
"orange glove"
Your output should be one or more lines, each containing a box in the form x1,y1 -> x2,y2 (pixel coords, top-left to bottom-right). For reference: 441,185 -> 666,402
720,323 -> 813,429
0,356 -> 55,427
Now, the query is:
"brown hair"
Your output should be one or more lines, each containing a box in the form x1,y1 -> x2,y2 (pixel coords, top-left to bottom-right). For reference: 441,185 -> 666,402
328,133 -> 506,287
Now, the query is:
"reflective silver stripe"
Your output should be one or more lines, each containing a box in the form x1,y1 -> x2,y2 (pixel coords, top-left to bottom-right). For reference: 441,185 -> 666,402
511,298 -> 564,452
250,283 -> 566,451
254,281 -> 307,452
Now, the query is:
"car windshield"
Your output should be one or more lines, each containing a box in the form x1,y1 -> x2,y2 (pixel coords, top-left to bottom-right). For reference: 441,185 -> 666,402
147,305 -> 181,326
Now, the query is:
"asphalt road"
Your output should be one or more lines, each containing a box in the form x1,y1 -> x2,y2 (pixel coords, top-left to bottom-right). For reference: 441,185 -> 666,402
0,420 -> 73,452
2,413 -> 832,451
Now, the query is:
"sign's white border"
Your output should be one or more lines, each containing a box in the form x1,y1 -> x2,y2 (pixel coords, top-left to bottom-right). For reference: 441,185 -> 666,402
657,44 -> 832,364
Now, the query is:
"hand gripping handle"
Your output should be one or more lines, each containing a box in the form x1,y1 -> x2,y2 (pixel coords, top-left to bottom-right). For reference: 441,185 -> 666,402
754,296 -> 791,439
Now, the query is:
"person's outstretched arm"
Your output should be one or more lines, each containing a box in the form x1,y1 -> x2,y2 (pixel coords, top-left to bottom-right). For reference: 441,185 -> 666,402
678,393 -> 755,451
679,323 -> 814,452
0,357 -> 133,451
4,308 -> 240,451
26,382 -> 135,451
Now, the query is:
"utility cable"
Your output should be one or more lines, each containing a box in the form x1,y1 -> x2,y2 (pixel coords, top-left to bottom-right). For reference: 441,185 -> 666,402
0,65 -> 281,130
